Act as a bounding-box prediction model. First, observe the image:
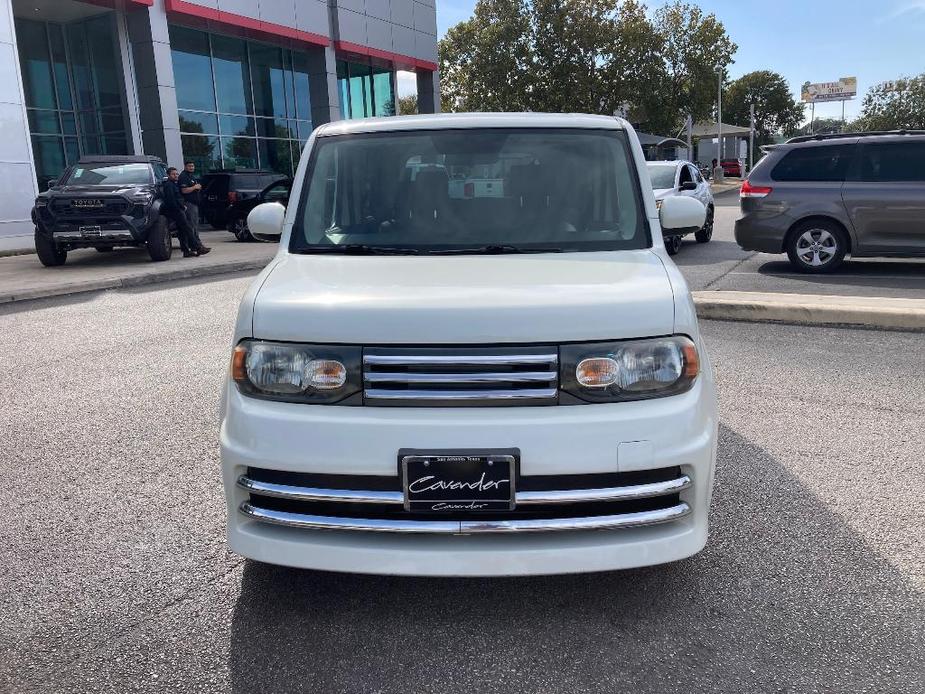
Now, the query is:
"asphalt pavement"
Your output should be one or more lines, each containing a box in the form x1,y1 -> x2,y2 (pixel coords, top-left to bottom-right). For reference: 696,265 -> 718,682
1,274 -> 922,693
675,190 -> 925,299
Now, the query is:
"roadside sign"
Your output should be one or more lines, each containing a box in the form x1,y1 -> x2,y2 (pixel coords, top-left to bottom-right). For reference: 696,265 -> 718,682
801,77 -> 858,103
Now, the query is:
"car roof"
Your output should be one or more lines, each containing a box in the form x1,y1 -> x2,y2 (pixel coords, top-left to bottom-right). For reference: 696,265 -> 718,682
786,129 -> 925,144
646,160 -> 687,166
77,155 -> 163,165
316,112 -> 630,137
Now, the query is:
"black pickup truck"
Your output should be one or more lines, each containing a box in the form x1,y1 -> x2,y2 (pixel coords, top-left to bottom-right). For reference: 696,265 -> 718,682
31,155 -> 176,266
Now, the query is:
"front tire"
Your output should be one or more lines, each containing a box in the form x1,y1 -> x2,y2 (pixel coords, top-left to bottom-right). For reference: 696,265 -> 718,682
695,206 -> 714,243
229,216 -> 252,242
786,220 -> 847,273
665,234 -> 682,256
147,216 -> 173,262
35,229 -> 67,266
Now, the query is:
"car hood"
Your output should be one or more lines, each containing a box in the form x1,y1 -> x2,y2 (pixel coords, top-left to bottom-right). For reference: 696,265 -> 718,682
251,250 -> 676,344
51,184 -> 149,196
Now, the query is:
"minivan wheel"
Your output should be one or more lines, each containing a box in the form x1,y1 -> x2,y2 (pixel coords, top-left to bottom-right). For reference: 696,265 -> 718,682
695,206 -> 714,243
786,221 -> 847,273
665,234 -> 682,255
35,229 -> 67,266
146,216 -> 173,262
229,217 -> 252,242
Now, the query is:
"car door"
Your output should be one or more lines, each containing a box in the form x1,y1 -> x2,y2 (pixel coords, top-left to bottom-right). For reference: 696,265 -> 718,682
677,164 -> 695,199
688,164 -> 711,207
841,140 -> 925,254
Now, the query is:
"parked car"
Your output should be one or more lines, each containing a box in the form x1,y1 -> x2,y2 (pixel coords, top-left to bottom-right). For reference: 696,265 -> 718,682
222,113 -> 716,577
200,169 -> 288,230
647,160 -> 715,254
721,158 -> 742,177
31,155 -> 175,266
226,178 -> 291,241
735,131 -> 925,273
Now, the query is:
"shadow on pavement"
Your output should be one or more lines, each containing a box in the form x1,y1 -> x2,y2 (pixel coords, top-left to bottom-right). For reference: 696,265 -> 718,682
757,258 -> 925,291
672,238 -> 752,264
226,425 -> 924,693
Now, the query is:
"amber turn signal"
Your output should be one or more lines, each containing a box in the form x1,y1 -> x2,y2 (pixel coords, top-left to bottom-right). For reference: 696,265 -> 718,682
576,357 -> 620,388
681,342 -> 700,379
231,344 -> 248,382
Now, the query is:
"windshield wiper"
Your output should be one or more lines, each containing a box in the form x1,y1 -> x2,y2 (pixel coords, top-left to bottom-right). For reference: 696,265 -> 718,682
294,244 -> 422,255
428,244 -> 564,255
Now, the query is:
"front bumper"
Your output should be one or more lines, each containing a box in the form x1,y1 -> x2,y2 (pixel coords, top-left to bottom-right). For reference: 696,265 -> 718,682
36,207 -> 153,244
220,375 -> 718,576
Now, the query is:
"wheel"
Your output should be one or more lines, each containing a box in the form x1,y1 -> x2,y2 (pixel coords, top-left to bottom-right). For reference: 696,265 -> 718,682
146,216 -> 173,262
695,206 -> 714,243
665,234 -> 682,256
786,220 -> 847,273
34,229 -> 67,266
229,216 -> 252,242
94,246 -> 113,252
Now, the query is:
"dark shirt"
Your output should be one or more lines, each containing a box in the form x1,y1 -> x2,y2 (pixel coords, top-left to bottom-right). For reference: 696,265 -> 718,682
162,179 -> 186,215
177,170 -> 201,205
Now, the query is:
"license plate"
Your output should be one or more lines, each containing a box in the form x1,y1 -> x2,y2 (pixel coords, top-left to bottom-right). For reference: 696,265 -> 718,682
79,226 -> 102,236
400,450 -> 517,512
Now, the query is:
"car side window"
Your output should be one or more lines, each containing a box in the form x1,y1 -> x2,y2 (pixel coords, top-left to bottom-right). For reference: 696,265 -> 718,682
678,165 -> 693,185
153,163 -> 167,180
858,142 -> 925,183
771,144 -> 856,182
264,183 -> 289,202
689,165 -> 703,183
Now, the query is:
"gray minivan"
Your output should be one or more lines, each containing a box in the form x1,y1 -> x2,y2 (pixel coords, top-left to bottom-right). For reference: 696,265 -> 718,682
735,131 -> 925,272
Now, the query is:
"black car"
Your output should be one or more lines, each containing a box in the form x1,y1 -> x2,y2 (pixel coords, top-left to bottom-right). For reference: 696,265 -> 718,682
200,170 -> 288,230
225,178 -> 291,241
32,155 -> 175,267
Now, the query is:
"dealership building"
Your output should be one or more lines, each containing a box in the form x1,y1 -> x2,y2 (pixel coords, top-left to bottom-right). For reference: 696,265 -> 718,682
0,0 -> 440,247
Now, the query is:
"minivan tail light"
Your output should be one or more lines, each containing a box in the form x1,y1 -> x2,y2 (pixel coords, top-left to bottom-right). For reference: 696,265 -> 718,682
228,191 -> 238,203
740,180 -> 772,198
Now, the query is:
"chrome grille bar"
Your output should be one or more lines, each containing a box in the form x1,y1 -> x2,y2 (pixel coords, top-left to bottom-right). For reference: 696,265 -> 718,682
364,371 -> 558,384
237,476 -> 404,504
363,353 -> 557,366
365,388 -> 559,401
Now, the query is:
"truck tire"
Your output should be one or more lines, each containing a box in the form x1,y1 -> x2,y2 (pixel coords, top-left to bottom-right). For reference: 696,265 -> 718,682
665,234 -> 682,256
147,216 -> 173,262
35,229 -> 67,266
229,216 -> 252,242
695,206 -> 714,243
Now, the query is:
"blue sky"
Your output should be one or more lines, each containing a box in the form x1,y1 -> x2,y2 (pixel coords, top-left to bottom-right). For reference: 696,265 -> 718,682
426,0 -> 925,123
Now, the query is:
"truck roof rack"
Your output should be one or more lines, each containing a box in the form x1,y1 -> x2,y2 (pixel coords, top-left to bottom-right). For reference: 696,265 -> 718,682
786,129 -> 925,144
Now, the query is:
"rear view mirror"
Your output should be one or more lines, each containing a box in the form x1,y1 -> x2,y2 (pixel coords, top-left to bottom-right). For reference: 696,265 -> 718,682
248,202 -> 285,242
680,181 -> 697,191
659,195 -> 705,233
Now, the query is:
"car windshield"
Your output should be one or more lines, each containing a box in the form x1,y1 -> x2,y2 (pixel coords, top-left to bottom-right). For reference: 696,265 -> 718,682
647,165 -> 677,189
64,163 -> 152,186
292,128 -> 647,254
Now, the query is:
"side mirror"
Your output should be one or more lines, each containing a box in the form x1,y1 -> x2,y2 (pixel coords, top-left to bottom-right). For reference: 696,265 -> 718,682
659,195 -> 705,233
680,181 -> 697,191
248,202 -> 285,243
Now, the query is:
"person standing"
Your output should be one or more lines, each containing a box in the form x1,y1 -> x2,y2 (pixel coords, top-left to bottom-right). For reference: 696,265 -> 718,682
178,161 -> 204,250
162,167 -> 210,257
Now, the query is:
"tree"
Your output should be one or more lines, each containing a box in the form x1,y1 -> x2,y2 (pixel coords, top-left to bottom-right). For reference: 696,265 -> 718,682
852,75 -> 925,130
723,70 -> 804,145
792,117 -> 846,136
398,94 -> 418,115
650,2 -> 737,133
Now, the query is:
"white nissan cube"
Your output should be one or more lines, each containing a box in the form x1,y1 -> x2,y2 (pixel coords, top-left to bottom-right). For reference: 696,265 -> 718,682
220,113 -> 717,577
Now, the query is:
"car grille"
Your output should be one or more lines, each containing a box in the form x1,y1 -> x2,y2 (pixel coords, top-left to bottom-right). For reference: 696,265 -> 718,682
51,198 -> 130,217
363,347 -> 559,407
238,466 -> 691,533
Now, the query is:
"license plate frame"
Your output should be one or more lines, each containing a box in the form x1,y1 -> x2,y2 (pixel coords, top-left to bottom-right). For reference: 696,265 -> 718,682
79,225 -> 102,236
399,448 -> 519,513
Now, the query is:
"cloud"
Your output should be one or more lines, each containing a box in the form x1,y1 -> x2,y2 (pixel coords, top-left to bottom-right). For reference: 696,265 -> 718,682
882,0 -> 925,21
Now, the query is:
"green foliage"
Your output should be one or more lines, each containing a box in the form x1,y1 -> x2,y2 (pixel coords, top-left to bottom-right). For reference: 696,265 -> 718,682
438,0 -> 737,133
852,75 -> 925,131
792,117 -> 846,136
398,94 -> 418,115
723,70 -> 804,144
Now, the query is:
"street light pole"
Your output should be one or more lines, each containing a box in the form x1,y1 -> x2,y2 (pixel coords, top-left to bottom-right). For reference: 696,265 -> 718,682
715,65 -> 723,176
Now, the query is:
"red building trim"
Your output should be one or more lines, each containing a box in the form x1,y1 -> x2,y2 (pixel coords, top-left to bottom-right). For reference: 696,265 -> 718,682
334,40 -> 437,72
164,0 -> 331,48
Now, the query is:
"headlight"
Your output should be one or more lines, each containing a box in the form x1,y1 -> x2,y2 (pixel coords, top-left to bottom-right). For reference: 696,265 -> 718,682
132,192 -> 154,205
231,340 -> 362,404
35,198 -> 48,208
560,336 -> 699,403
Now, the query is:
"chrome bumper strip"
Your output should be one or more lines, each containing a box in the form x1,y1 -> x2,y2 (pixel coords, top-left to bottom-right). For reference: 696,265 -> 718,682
239,502 -> 691,534
238,474 -> 690,506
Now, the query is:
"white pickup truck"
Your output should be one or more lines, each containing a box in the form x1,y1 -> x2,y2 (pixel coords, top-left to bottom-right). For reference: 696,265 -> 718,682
221,113 -> 717,577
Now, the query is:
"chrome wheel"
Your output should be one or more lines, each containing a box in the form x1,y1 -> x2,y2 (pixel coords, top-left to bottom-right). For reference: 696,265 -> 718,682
794,228 -> 838,267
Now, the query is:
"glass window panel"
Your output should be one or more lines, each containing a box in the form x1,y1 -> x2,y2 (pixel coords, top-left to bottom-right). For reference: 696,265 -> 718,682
347,62 -> 372,119
337,60 -> 350,118
181,134 -> 221,171
61,113 -> 77,135
85,15 -> 122,110
250,44 -> 286,118
66,24 -> 95,111
31,135 -> 65,190
28,109 -> 61,135
15,19 -> 56,110
222,137 -> 258,169
81,135 -> 102,154
48,24 -> 73,111
179,111 -> 219,135
258,138 -> 292,176
256,118 -> 295,139
291,140 -> 304,170
100,111 -> 125,134
212,35 -> 252,115
103,135 -> 128,155
292,53 -> 312,120
64,137 -> 80,166
297,121 -> 314,140
220,114 -> 255,137
169,26 -> 217,113
372,68 -> 394,117
79,111 -> 100,135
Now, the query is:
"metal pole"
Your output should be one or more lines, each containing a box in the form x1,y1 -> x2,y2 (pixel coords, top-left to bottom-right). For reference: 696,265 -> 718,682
716,69 -> 722,168
841,99 -> 846,128
749,103 -> 755,173
810,102 -> 815,134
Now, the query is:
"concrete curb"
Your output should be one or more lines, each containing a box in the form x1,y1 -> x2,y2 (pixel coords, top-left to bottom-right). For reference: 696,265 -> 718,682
693,291 -> 925,332
0,259 -> 269,305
